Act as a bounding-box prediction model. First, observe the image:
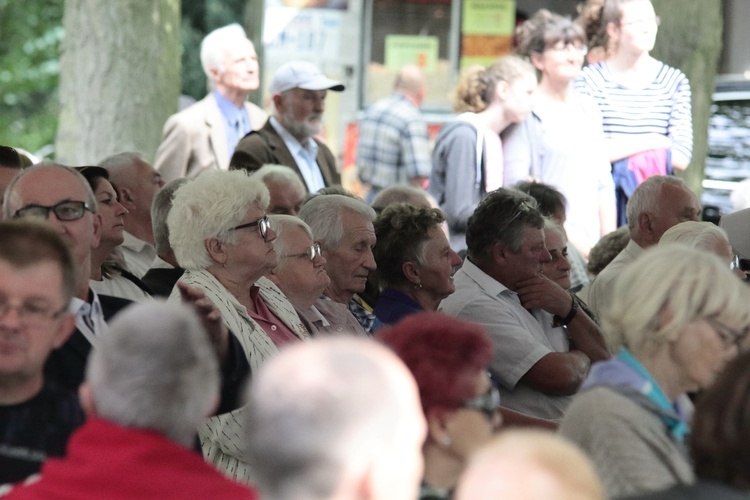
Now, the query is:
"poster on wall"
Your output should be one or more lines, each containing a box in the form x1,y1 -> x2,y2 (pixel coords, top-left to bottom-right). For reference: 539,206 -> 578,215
460,0 -> 515,68
384,35 -> 439,74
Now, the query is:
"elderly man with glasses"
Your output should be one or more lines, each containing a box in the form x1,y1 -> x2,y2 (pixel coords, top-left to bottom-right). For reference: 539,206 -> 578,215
2,164 -> 133,392
439,188 -> 608,421
267,215 -> 367,337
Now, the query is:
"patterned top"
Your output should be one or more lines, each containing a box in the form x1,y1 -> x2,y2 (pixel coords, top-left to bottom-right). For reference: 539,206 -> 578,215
575,61 -> 692,163
169,271 -> 308,483
357,92 -> 432,189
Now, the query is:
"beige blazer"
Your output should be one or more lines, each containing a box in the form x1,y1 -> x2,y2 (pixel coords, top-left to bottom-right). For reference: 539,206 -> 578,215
154,93 -> 268,182
169,271 -> 307,482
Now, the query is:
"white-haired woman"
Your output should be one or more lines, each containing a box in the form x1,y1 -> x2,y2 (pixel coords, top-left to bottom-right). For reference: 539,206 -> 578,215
560,244 -> 750,498
167,169 -> 308,483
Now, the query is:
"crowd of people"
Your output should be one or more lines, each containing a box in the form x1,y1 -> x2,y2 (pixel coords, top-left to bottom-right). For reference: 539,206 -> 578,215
1,0 -> 750,499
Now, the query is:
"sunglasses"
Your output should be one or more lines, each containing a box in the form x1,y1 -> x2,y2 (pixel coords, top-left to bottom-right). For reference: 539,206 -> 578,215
230,215 -> 272,240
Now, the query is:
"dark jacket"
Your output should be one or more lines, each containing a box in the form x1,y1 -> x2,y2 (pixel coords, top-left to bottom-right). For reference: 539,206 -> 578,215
230,119 -> 341,189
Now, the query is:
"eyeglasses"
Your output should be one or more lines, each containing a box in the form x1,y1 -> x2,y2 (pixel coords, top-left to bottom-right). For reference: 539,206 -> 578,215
0,299 -> 66,328
548,41 -> 588,56
14,200 -> 93,221
619,15 -> 661,27
706,317 -> 746,349
462,382 -> 502,420
230,215 -> 272,240
287,242 -> 322,261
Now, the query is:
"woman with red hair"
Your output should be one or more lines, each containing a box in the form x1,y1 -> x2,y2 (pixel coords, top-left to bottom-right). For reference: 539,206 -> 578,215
377,313 -> 501,500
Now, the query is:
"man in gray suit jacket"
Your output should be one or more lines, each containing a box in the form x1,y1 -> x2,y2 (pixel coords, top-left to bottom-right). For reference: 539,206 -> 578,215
231,61 -> 344,192
154,24 -> 268,182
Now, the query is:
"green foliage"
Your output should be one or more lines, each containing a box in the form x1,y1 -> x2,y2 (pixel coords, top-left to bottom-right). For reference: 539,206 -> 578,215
0,0 -> 64,156
0,0 -> 245,156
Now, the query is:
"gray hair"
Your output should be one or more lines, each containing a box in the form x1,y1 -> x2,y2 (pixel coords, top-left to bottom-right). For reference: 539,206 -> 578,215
168,170 -> 269,270
98,151 -> 143,174
151,178 -> 188,256
253,164 -> 307,194
86,301 -> 219,447
244,338 -> 412,500
3,163 -> 98,218
626,176 -> 690,231
271,214 -> 314,270
466,188 -> 544,262
659,221 -> 731,255
603,244 -> 750,353
371,185 -> 433,211
200,23 -> 250,81
298,194 -> 376,251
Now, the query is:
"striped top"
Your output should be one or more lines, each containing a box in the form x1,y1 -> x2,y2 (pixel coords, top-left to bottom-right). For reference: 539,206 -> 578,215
575,61 -> 693,163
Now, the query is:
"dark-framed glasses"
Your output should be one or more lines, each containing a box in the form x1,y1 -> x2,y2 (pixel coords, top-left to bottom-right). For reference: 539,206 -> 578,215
548,41 -> 588,56
0,299 -> 66,327
231,215 -> 271,240
14,200 -> 93,222
706,317 -> 746,349
462,382 -> 502,420
287,242 -> 322,261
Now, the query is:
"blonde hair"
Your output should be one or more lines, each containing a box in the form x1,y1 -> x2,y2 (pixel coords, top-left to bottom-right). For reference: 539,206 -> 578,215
603,244 -> 750,353
451,56 -> 535,113
456,430 -> 604,500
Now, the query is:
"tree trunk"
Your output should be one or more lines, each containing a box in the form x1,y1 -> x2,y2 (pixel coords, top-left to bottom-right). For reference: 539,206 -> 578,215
56,0 -> 181,165
651,0 -> 723,195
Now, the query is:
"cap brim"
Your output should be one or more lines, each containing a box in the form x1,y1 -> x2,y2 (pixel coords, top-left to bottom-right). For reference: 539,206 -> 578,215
297,76 -> 345,92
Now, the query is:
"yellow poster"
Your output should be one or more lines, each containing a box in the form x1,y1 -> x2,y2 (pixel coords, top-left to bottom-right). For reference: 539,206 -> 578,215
384,35 -> 439,74
462,0 -> 515,35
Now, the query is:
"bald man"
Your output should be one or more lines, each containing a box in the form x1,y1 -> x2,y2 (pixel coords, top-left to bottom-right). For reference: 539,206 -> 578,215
244,337 -> 426,500
357,65 -> 431,201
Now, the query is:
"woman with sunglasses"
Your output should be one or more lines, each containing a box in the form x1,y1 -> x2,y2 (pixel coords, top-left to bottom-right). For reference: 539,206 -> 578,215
372,203 -> 462,326
167,170 -> 308,482
560,244 -> 750,497
503,9 -> 616,258
577,0 -> 692,225
267,214 -> 367,336
377,312 -> 503,500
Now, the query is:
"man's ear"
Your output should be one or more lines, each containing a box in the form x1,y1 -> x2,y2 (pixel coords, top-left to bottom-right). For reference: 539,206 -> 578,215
492,240 -> 510,265
118,187 -> 136,211
52,312 -> 76,349
205,238 -> 227,266
79,383 -> 97,417
272,93 -> 285,114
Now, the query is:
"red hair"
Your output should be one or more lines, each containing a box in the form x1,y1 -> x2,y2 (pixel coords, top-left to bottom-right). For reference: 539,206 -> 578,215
376,312 -> 493,417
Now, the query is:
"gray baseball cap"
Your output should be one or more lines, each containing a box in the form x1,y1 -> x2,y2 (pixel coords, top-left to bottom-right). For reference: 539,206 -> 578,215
269,61 -> 345,95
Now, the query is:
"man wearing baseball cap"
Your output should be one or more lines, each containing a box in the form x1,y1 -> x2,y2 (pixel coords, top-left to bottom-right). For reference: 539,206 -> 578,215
231,61 -> 344,192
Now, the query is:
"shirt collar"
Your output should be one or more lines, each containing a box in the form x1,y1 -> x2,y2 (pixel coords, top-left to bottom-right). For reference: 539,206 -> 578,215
460,258 -> 514,299
269,116 -> 317,154
213,89 -> 245,122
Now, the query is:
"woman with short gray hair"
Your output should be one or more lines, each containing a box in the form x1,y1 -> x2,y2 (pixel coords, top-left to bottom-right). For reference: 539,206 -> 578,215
167,169 -> 308,482
560,244 -> 750,497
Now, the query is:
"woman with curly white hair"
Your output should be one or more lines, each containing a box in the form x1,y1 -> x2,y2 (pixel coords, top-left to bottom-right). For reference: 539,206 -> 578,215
560,244 -> 750,498
167,169 -> 308,483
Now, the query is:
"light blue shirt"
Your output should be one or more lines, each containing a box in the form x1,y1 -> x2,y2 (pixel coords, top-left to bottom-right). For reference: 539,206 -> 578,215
214,90 -> 251,159
269,116 -> 326,193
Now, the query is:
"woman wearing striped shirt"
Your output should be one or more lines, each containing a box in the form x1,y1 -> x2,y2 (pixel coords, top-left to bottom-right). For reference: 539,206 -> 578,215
577,0 -> 692,225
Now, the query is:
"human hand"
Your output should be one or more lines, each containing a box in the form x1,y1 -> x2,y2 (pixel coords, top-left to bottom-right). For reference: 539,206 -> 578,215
515,273 -> 572,317
177,282 -> 229,363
